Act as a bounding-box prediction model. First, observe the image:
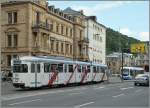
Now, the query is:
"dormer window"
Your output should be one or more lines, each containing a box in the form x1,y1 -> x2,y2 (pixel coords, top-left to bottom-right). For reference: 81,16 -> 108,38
54,9 -> 57,13
64,14 -> 67,18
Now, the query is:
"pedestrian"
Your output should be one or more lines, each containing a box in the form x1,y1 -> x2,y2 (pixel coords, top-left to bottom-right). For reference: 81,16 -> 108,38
8,71 -> 12,77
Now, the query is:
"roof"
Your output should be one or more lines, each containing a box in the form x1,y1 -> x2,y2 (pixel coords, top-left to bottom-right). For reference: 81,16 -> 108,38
86,16 -> 107,29
63,7 -> 85,17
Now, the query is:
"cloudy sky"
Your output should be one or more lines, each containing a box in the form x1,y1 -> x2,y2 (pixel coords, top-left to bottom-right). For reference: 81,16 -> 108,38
48,1 -> 149,41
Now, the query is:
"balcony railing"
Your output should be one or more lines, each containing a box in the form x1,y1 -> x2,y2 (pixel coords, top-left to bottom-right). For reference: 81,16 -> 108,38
79,37 -> 89,43
32,21 -> 53,31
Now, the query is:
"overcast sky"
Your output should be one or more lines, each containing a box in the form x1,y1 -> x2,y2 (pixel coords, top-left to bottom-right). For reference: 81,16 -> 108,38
48,1 -> 149,41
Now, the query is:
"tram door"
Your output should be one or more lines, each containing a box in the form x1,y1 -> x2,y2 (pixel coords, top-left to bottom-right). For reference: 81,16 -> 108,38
31,62 -> 42,87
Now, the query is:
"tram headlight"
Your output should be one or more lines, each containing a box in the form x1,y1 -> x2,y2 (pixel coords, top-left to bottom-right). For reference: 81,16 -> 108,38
14,78 -> 19,82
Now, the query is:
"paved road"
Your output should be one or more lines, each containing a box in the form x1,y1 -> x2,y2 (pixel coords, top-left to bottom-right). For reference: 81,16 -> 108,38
2,81 -> 149,108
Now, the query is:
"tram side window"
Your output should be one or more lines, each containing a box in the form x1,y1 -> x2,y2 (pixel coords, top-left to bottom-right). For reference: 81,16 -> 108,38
21,64 -> 28,73
37,64 -> 40,73
87,66 -> 90,73
78,65 -> 82,73
130,70 -> 134,76
64,64 -> 67,73
82,66 -> 85,72
139,70 -> 144,74
68,65 -> 73,73
31,64 -> 35,73
58,64 -> 63,72
51,64 -> 57,72
97,66 -> 100,73
93,66 -> 97,73
31,64 -> 40,73
44,63 -> 51,73
101,67 -> 105,73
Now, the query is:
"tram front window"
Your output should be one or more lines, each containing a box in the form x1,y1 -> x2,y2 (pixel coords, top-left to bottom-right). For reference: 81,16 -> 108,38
13,64 -> 28,73
122,69 -> 129,75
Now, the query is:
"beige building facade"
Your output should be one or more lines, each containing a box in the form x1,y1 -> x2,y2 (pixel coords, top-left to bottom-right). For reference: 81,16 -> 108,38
1,0 -> 89,73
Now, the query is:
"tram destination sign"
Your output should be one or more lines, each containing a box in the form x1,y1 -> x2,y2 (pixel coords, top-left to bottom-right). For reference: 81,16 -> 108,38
13,60 -> 21,64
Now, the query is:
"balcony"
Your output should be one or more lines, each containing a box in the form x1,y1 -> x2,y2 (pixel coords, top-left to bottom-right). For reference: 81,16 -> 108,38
32,21 -> 53,32
79,54 -> 89,62
79,37 -> 89,44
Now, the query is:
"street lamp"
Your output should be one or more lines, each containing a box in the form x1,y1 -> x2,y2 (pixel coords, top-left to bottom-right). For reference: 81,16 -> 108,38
121,48 -> 130,82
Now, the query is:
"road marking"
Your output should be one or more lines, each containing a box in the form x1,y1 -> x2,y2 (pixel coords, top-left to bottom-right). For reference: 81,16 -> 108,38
112,93 -> 125,98
74,102 -> 94,108
94,86 -> 105,90
120,87 -> 133,90
69,92 -> 82,95
2,87 -> 88,101
135,89 -> 142,93
9,99 -> 41,106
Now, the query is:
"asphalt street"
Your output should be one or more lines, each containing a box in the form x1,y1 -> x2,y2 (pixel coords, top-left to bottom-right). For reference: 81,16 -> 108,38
1,81 -> 149,108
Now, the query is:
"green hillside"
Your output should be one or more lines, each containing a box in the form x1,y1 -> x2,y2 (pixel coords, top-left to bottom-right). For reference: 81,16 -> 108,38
106,28 -> 140,54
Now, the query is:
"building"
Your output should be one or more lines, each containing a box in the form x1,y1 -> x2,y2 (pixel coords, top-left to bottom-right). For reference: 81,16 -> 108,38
85,16 -> 106,64
106,52 -> 133,74
1,0 -> 89,73
63,8 -> 106,64
63,7 -> 89,62
134,42 -> 149,72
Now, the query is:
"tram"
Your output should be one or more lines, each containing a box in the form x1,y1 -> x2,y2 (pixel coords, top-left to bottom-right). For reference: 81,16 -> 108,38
11,56 -> 108,88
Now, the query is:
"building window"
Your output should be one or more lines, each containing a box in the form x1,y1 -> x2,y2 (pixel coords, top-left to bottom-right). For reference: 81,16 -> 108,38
70,28 -> 72,37
61,25 -> 64,34
79,44 -> 82,55
14,34 -> 18,47
8,12 -> 17,24
51,40 -> 54,51
36,11 -> 40,24
66,27 -> 68,36
46,19 -> 48,28
56,41 -> 59,52
79,30 -> 82,39
56,24 -> 59,33
7,34 -> 18,47
100,37 -> 102,42
61,43 -> 64,53
7,55 -> 11,66
70,45 -> 72,54
7,35 -> 12,47
66,44 -> 69,54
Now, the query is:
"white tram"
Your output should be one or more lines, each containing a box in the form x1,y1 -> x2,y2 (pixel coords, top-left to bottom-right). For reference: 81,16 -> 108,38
11,56 -> 108,88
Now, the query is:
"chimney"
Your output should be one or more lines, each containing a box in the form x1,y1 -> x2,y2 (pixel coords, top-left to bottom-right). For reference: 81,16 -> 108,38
79,10 -> 84,15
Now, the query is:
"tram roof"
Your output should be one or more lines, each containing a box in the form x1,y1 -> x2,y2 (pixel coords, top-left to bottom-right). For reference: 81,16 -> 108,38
17,56 -> 90,65
14,56 -> 107,66
123,66 -> 144,70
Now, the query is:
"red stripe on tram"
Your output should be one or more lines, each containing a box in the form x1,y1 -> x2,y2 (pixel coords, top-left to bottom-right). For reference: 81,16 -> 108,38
65,64 -> 78,85
100,72 -> 105,82
92,72 -> 97,81
48,69 -> 58,87
80,66 -> 88,83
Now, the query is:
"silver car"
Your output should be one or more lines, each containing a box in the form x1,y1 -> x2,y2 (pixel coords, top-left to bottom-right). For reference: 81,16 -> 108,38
134,74 -> 149,86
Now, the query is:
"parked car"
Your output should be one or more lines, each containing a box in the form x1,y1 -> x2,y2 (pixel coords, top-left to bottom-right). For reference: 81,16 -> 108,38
134,74 -> 149,86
